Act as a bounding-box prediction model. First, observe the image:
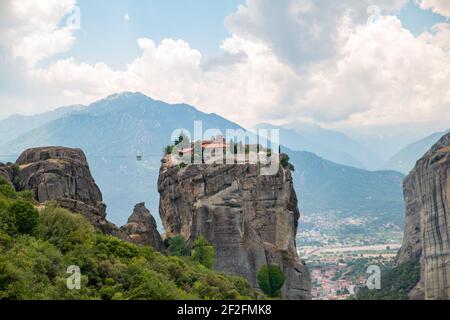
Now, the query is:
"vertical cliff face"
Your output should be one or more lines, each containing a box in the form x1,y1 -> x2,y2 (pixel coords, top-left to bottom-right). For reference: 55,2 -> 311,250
396,133 -> 450,299
158,156 -> 311,299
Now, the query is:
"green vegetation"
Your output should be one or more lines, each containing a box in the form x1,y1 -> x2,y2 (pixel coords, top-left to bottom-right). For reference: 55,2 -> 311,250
191,236 -> 215,269
164,133 -> 191,158
174,132 -> 190,146
280,154 -> 295,171
0,177 -> 16,199
9,201 -> 39,234
356,261 -> 421,300
166,135 -> 277,167
257,265 -> 285,298
0,180 -> 254,300
6,164 -> 21,190
164,235 -> 191,257
1,177 -> 39,236
179,162 -> 188,169
164,145 -> 175,155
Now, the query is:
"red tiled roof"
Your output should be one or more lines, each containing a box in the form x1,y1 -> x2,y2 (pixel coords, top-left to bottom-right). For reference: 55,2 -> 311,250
178,147 -> 193,153
202,143 -> 227,149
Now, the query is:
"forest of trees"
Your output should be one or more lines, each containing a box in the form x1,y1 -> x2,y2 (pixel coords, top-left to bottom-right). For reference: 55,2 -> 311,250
0,177 -> 255,300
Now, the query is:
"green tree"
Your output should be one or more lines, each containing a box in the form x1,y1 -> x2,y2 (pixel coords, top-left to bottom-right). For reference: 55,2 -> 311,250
36,203 -> 94,252
280,154 -> 290,168
0,177 -> 16,199
279,154 -> 295,171
10,201 -> 39,234
191,236 -> 215,269
165,236 -> 190,257
257,264 -> 285,298
164,145 -> 175,155
95,235 -> 138,260
179,162 -> 188,169
174,132 -> 190,147
0,207 -> 16,235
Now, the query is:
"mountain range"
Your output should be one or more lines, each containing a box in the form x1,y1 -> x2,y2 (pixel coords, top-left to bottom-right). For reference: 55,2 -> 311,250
253,122 -> 381,170
0,92 -> 405,228
0,105 -> 85,147
383,130 -> 450,174
290,150 -> 404,226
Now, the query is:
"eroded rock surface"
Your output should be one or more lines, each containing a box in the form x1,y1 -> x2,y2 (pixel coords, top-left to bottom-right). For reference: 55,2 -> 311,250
121,202 -> 164,251
15,147 -> 130,241
396,133 -> 450,299
158,156 -> 311,299
0,163 -> 12,185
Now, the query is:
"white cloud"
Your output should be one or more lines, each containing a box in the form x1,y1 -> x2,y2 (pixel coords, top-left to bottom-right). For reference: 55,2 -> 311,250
0,0 -> 449,131
417,0 -> 450,17
221,0 -> 449,126
295,17 -> 450,125
0,0 -> 78,117
124,13 -> 130,22
0,0 -> 77,66
29,36 -> 296,126
224,0 -> 408,68
421,22 -> 450,51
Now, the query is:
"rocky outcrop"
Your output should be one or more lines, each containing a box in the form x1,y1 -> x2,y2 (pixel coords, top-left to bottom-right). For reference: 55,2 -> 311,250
0,163 -> 13,185
16,147 -> 102,205
15,147 -> 130,241
121,202 -> 164,251
158,156 -> 311,299
396,133 -> 450,299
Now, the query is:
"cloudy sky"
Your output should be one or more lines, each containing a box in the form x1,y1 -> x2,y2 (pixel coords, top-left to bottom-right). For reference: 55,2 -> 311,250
0,0 -> 449,131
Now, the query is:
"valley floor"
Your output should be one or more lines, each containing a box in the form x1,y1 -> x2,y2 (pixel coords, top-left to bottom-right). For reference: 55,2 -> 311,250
297,211 -> 403,300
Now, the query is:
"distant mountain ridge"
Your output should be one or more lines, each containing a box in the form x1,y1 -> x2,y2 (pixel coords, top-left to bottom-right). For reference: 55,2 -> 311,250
253,122 -> 380,169
290,150 -> 404,226
384,130 -> 450,174
0,92 -> 404,228
0,105 -> 85,147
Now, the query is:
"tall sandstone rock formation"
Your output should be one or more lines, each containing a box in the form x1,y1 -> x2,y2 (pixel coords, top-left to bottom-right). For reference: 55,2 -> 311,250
396,132 -> 450,299
14,147 -> 130,241
158,156 -> 311,299
121,202 -> 164,251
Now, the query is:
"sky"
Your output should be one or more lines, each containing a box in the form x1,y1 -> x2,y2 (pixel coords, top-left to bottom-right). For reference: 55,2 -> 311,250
0,0 -> 449,132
